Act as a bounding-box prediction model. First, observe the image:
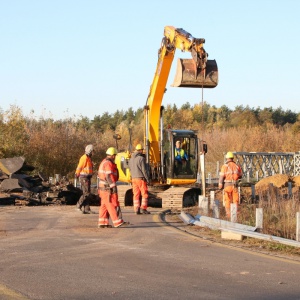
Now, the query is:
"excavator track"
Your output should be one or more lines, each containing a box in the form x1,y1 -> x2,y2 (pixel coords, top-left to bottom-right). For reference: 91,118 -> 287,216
156,186 -> 201,209
117,184 -> 133,207
118,184 -> 200,210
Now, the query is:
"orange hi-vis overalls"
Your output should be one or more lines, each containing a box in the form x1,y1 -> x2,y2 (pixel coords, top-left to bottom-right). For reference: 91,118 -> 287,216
219,161 -> 242,217
98,158 -> 123,227
132,178 -> 148,212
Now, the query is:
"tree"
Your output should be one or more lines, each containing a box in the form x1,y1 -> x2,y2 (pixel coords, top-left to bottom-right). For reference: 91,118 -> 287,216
0,105 -> 29,158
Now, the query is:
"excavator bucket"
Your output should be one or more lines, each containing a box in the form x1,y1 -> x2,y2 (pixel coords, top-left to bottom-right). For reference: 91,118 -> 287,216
172,59 -> 218,88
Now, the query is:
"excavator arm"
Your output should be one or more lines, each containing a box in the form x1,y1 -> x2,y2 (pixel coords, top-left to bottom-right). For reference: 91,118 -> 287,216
145,26 -> 218,170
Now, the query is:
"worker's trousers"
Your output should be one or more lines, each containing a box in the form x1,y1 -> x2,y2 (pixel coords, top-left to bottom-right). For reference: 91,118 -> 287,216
132,178 -> 148,212
224,185 -> 239,217
98,191 -> 123,227
77,177 -> 91,213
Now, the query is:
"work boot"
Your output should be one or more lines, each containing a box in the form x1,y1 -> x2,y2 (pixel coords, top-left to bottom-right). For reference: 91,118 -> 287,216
135,208 -> 141,215
115,221 -> 130,228
83,210 -> 96,214
140,209 -> 150,214
98,225 -> 112,228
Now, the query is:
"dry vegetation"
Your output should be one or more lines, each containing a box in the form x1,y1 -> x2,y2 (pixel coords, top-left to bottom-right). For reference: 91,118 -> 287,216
1,104 -> 300,242
1,104 -> 300,179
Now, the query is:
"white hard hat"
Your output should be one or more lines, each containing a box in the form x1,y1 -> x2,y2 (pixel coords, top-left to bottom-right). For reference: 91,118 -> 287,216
85,144 -> 94,155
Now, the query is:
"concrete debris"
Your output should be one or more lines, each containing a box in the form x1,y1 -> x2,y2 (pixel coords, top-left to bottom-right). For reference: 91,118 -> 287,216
0,156 -> 84,206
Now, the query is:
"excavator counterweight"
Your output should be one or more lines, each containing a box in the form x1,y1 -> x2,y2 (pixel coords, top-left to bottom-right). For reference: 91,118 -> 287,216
172,59 -> 218,88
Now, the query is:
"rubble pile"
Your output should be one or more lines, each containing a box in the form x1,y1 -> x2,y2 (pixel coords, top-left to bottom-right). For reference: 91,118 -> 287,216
0,156 -> 82,206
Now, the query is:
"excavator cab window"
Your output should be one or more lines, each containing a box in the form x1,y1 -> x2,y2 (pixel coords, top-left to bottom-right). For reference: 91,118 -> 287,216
163,130 -> 198,180
173,138 -> 197,178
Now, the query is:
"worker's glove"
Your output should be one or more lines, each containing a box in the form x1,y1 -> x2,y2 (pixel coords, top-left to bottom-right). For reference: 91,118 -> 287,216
218,183 -> 224,190
111,186 -> 118,194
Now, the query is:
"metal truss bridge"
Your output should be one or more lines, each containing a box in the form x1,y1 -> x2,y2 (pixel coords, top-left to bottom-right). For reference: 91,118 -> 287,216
232,152 -> 300,180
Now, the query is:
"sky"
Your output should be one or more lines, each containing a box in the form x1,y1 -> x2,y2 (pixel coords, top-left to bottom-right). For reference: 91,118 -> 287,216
1,0 -> 300,120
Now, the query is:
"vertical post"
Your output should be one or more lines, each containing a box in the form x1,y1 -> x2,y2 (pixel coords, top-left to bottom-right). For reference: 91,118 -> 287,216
296,212 -> 300,242
198,195 -> 208,215
251,184 -> 255,202
256,208 -> 263,231
247,171 -> 250,182
209,191 -> 219,218
288,182 -> 292,198
55,174 -> 61,184
208,173 -> 211,184
200,153 -> 206,196
210,195 -> 220,219
210,190 -> 215,202
256,171 -> 259,182
230,203 -> 237,223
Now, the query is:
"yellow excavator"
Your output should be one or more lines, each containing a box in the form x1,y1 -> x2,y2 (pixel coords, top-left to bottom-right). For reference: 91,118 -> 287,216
115,26 -> 218,208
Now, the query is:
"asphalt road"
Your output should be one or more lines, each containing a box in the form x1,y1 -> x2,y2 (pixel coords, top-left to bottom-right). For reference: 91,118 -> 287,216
0,205 -> 300,300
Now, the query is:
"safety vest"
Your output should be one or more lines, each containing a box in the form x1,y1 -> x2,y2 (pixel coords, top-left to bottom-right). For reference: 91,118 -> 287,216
175,148 -> 185,159
76,154 -> 93,177
219,161 -> 242,183
98,158 -> 119,189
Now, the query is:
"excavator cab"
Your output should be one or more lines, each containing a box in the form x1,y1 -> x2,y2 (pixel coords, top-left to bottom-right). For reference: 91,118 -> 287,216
163,129 -> 198,185
172,59 -> 218,88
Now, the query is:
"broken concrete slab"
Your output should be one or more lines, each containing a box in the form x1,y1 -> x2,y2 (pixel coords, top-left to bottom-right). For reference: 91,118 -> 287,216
0,178 -> 22,191
0,157 -> 25,175
221,231 -> 244,241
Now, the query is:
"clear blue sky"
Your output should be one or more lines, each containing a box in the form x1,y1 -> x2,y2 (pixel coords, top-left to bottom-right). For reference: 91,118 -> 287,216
1,0 -> 299,120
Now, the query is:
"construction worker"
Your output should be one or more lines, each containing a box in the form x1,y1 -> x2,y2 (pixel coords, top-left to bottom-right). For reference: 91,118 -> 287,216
98,147 -> 127,228
219,151 -> 243,218
174,140 -> 188,163
174,140 -> 188,174
128,144 -> 150,214
75,144 -> 95,214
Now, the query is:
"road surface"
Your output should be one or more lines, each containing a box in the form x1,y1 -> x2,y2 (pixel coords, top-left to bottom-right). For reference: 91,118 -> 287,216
0,205 -> 300,300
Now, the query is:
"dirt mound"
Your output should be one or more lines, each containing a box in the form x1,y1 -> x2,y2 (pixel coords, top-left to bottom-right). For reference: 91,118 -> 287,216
292,175 -> 300,187
255,174 -> 291,192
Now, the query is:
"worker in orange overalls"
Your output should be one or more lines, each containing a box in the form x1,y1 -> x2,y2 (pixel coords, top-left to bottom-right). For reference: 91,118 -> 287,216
97,147 -> 127,228
75,144 -> 95,214
219,151 -> 243,218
